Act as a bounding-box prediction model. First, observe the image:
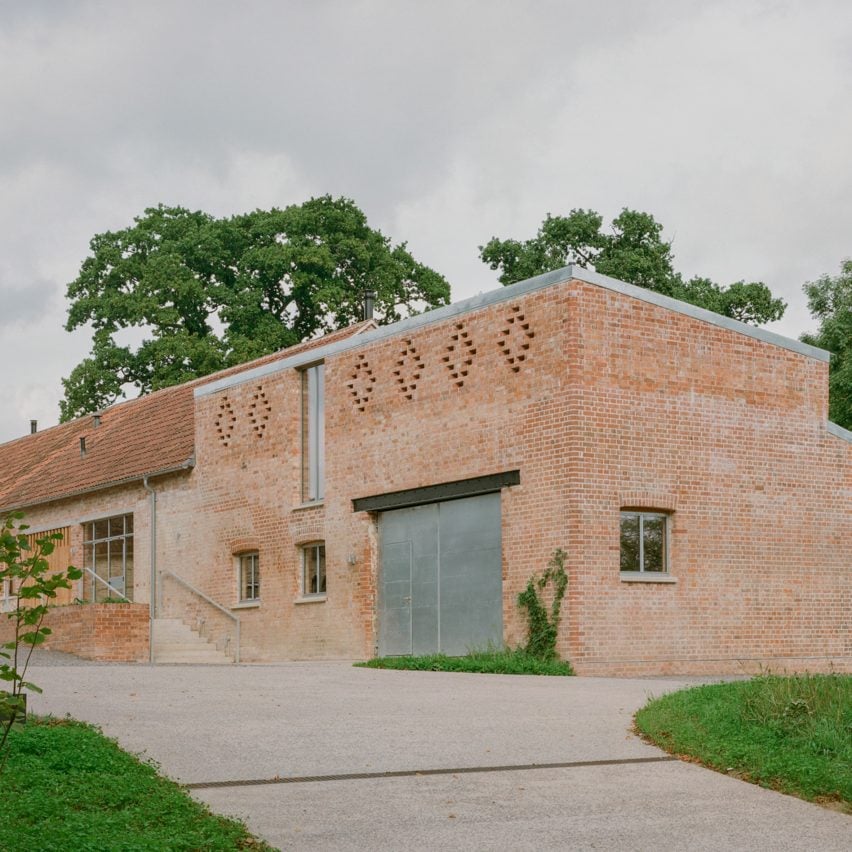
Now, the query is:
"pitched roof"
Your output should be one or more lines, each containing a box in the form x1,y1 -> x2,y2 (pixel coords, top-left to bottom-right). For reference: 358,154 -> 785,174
0,321 -> 375,512
0,384 -> 196,513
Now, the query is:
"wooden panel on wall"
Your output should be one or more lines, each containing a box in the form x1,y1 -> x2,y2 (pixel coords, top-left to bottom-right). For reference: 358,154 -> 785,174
25,527 -> 74,607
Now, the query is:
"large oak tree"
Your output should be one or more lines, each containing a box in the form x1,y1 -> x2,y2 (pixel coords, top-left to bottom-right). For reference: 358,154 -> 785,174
61,196 -> 450,420
480,208 -> 786,325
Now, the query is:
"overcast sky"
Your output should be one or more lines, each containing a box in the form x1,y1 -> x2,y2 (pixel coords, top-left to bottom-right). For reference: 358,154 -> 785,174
1,0 -> 851,444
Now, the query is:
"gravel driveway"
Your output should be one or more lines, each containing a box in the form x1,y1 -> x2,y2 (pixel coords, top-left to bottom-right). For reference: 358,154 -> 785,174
26,662 -> 850,851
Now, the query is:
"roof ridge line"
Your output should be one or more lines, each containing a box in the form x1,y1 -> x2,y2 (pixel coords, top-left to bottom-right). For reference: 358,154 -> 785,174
195,264 -> 830,398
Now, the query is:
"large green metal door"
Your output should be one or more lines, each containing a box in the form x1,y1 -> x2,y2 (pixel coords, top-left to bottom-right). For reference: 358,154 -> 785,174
378,493 -> 502,657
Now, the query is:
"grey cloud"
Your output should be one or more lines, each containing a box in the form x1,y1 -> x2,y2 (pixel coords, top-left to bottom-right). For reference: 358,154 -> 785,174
1,0 -> 851,441
0,2 -> 684,202
0,271 -> 61,328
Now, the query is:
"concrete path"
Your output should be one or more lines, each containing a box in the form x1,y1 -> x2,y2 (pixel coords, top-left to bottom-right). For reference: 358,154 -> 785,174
27,662 -> 850,850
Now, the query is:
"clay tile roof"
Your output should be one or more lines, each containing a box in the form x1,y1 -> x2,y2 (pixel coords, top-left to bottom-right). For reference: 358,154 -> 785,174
0,384 -> 195,513
0,321 -> 375,512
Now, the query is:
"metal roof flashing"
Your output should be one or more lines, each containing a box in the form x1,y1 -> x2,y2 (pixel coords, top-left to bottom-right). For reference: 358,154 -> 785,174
194,265 -> 830,397
827,421 -> 852,444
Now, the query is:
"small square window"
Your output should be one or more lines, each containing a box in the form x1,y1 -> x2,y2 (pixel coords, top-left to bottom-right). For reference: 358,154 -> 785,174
301,543 -> 326,596
620,512 -> 668,574
238,552 -> 260,602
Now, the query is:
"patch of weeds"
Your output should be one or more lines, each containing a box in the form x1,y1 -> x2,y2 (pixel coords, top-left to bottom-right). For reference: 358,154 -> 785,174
356,647 -> 573,676
635,673 -> 852,812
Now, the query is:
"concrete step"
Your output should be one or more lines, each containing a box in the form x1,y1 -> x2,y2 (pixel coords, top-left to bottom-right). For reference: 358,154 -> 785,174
153,618 -> 199,635
154,628 -> 203,643
152,617 -> 233,664
155,654 -> 231,664
154,645 -> 232,658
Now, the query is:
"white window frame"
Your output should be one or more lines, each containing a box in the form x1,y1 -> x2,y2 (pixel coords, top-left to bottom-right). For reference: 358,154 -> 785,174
0,578 -> 15,613
620,511 -> 675,582
237,552 -> 260,603
300,542 -> 327,598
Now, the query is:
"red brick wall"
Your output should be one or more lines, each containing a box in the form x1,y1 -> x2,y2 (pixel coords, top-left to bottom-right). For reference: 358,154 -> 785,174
0,603 -> 149,662
176,276 -> 849,674
15,274 -> 846,675
184,282 -> 852,674
564,281 -> 850,675
170,285 -> 577,662
0,478 -> 179,662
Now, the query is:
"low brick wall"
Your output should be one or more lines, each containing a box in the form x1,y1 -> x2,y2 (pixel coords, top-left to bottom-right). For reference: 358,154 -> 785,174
0,603 -> 149,662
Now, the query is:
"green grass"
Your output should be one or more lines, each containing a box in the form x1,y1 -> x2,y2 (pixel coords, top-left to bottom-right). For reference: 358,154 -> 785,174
0,717 -> 273,851
356,647 -> 573,676
635,673 -> 852,811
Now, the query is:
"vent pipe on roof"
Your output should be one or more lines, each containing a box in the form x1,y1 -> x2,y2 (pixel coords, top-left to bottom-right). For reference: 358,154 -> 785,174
92,413 -> 101,428
30,420 -> 37,434
362,290 -> 376,321
79,436 -> 86,458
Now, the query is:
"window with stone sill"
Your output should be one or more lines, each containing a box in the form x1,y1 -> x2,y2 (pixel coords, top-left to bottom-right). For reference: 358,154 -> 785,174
238,552 -> 260,602
620,511 -> 669,574
301,542 -> 326,597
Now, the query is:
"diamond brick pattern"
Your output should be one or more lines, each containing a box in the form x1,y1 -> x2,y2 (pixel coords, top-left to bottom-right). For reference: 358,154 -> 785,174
442,322 -> 477,387
497,305 -> 535,372
393,339 -> 425,400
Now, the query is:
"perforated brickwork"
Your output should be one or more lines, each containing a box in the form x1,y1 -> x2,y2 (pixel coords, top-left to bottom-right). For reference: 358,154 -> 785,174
498,304 -> 535,372
249,385 -> 272,438
393,339 -> 425,400
442,321 -> 477,387
215,396 -> 236,446
347,353 -> 376,412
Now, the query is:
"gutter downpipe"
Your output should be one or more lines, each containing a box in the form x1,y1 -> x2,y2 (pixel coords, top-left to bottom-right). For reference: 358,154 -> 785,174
143,475 -> 157,665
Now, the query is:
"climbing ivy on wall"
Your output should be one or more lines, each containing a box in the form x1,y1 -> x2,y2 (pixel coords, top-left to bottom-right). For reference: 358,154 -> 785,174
517,548 -> 568,661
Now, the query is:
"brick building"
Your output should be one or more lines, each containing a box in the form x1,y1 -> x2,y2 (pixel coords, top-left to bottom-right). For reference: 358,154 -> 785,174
1,265 -> 849,674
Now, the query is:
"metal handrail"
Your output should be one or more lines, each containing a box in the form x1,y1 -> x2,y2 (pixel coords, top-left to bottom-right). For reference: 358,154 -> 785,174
80,566 -> 131,602
160,570 -> 240,663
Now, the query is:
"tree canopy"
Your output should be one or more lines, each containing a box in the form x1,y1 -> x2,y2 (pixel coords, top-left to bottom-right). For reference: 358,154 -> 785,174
801,259 -> 852,430
61,196 -> 450,420
479,208 -> 786,325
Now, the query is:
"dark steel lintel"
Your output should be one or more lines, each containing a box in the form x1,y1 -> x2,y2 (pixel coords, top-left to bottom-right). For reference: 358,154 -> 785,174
352,470 -> 520,513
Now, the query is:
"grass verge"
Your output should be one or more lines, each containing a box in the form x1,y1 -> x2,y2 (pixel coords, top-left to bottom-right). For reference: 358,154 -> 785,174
356,647 -> 573,676
0,717 -> 273,851
634,673 -> 851,812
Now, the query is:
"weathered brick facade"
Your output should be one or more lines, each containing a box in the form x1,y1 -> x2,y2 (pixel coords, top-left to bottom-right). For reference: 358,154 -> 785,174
0,603 -> 149,662
3,267 -> 849,674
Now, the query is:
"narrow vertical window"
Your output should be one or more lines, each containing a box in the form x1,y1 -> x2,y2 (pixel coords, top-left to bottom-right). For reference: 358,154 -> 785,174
302,363 -> 325,501
238,553 -> 260,602
301,543 -> 326,597
0,577 -> 14,613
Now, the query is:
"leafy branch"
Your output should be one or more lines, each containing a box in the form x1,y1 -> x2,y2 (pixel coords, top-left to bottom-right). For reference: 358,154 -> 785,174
0,514 -> 82,769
